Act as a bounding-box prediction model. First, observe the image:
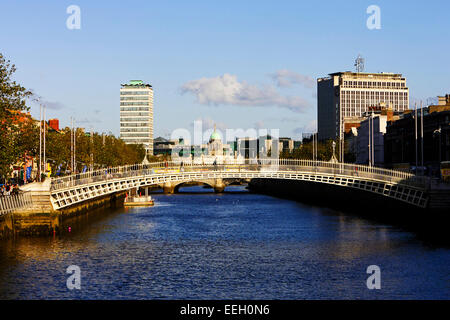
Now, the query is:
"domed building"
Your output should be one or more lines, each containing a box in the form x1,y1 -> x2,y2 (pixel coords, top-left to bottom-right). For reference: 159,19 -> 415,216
208,125 -> 224,157
200,124 -> 242,164
172,124 -> 244,165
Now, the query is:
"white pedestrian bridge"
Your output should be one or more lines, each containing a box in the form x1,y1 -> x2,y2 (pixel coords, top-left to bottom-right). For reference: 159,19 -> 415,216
47,159 -> 429,210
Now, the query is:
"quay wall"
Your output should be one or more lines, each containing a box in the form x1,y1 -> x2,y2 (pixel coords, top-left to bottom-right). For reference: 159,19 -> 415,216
0,191 -> 126,239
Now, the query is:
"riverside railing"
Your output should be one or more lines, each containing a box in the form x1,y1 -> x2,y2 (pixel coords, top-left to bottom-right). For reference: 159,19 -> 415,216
50,159 -> 429,191
0,192 -> 33,216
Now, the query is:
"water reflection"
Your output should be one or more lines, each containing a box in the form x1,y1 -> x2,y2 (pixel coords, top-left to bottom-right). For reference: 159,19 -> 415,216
0,186 -> 448,299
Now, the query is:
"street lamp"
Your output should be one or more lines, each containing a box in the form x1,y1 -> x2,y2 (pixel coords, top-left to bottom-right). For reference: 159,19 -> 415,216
332,141 -> 336,159
433,127 -> 442,163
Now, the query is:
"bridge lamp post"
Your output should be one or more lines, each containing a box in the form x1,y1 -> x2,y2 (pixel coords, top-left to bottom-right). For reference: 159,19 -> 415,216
332,141 -> 336,160
433,127 -> 442,164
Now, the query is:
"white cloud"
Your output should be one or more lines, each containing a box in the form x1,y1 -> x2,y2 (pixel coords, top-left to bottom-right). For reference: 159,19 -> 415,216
181,73 -> 310,113
269,69 -> 315,89
293,119 -> 317,135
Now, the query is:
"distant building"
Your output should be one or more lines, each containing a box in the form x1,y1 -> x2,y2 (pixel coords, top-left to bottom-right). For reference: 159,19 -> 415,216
279,137 -> 294,154
153,137 -> 177,155
317,72 -> 409,141
384,98 -> 450,171
119,80 -> 154,155
236,137 -> 258,159
355,106 -> 398,165
429,94 -> 450,113
356,114 -> 388,166
236,135 -> 281,158
166,126 -> 237,164
48,118 -> 59,132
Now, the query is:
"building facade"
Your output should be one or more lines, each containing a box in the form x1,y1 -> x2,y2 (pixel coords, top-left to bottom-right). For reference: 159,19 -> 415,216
356,114 -> 388,166
317,72 -> 409,141
153,137 -> 177,156
279,137 -> 294,154
384,104 -> 450,173
119,80 -> 154,155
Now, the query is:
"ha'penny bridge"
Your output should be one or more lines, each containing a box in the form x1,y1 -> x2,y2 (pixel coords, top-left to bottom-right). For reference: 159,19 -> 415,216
2,159 -> 450,237
29,159 -> 431,210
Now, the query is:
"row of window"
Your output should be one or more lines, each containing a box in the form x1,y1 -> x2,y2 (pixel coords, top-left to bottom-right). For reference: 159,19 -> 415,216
120,128 -> 151,133
120,118 -> 152,122
120,96 -> 151,101
120,133 -> 152,138
120,102 -> 151,106
120,107 -> 151,111
341,90 -> 408,97
120,123 -> 149,127
120,112 -> 151,116
122,140 -> 152,145
342,80 -> 406,89
120,91 -> 152,95
341,102 -> 408,117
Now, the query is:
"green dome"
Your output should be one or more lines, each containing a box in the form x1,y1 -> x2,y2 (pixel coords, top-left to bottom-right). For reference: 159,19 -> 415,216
210,131 -> 221,141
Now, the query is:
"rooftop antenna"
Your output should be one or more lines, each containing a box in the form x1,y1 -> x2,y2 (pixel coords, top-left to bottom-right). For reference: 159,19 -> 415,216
354,54 -> 365,73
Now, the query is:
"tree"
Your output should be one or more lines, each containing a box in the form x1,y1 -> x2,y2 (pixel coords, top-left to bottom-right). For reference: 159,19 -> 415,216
283,139 -> 335,161
43,128 -> 147,176
0,53 -> 32,180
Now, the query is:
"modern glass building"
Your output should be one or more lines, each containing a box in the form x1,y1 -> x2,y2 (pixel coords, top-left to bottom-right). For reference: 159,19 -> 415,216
119,80 -> 154,155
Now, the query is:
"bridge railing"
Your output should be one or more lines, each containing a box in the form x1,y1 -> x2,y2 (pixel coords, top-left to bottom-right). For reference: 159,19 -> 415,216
50,159 -> 428,191
0,192 -> 33,216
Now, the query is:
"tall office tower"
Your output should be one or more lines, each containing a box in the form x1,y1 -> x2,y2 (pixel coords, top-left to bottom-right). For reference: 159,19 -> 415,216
317,72 -> 409,141
120,80 -> 154,155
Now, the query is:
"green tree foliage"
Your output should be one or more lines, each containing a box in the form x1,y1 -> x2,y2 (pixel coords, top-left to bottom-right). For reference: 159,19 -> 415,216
281,139 -> 333,160
281,138 -> 356,162
0,53 -> 32,179
46,129 -> 146,176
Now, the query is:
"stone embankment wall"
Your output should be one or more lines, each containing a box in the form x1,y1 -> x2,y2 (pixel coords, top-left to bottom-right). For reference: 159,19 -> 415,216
0,191 -> 126,239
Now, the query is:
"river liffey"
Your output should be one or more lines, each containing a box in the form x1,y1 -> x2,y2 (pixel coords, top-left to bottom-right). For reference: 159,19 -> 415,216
0,186 -> 448,299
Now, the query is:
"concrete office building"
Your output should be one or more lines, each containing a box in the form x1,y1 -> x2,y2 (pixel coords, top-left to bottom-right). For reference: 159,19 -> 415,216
119,80 -> 154,155
317,72 -> 409,141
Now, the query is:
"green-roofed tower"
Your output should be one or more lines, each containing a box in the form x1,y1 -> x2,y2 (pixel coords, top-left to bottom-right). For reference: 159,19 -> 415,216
120,80 -> 154,155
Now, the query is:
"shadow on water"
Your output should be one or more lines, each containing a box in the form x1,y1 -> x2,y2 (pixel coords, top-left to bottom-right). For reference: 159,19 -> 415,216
65,183 -> 448,247
0,184 -> 448,299
144,182 -> 450,248
248,179 -> 450,248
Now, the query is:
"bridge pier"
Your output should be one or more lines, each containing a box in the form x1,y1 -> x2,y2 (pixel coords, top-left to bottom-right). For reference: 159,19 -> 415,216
213,178 -> 226,193
162,182 -> 175,194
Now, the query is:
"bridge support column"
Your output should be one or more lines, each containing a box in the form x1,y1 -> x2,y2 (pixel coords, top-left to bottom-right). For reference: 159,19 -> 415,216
163,182 -> 175,194
213,178 -> 225,193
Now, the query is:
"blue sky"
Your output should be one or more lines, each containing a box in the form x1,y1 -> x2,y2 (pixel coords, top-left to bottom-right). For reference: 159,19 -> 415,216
1,0 -> 449,140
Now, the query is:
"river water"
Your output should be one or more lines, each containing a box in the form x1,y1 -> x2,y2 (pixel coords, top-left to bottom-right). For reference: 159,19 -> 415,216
0,185 -> 448,299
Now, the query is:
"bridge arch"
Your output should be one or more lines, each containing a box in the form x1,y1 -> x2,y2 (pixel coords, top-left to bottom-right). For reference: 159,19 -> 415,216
46,160 -> 430,210
173,181 -> 215,193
